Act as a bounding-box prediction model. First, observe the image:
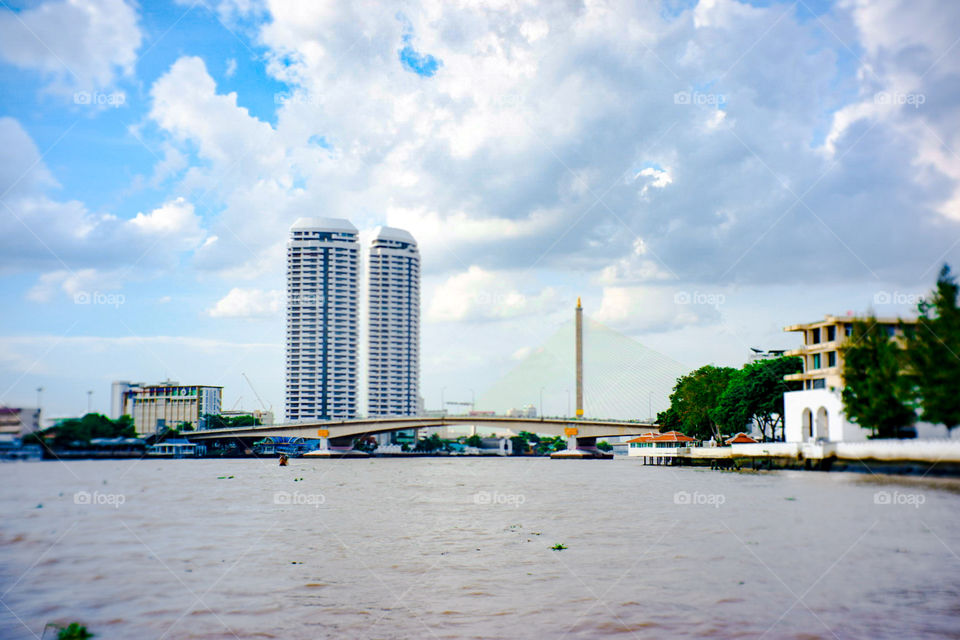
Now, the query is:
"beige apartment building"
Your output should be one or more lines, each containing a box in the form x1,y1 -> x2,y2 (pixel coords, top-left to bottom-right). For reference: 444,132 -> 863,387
782,315 -> 915,442
118,381 -> 222,436
0,407 -> 41,437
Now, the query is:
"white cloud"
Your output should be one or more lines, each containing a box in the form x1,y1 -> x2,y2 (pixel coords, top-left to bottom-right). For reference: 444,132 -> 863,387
206,287 -> 282,318
127,197 -> 205,248
594,285 -> 722,333
428,266 -> 560,322
0,0 -> 141,94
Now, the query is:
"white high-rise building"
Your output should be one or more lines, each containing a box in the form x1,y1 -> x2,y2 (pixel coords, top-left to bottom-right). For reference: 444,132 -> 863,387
367,227 -> 420,417
286,218 -> 360,421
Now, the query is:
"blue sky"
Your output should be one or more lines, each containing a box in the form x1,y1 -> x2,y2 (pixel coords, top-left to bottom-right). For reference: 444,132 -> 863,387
1,0 -> 959,421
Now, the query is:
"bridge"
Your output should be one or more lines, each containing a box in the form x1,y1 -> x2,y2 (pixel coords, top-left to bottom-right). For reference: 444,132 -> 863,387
190,300 -> 676,458
187,415 -> 658,458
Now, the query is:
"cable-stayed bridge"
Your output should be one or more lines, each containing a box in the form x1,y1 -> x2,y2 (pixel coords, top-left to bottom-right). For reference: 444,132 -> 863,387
187,305 -> 686,458
477,317 -> 689,421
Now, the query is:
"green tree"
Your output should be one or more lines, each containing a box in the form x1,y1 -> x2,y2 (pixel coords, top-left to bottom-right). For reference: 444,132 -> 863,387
465,434 -> 483,448
509,434 -> 530,455
712,357 -> 802,441
204,414 -> 261,430
596,440 -> 613,452
841,317 -> 915,438
657,365 -> 736,442
904,265 -> 960,434
41,413 -> 136,448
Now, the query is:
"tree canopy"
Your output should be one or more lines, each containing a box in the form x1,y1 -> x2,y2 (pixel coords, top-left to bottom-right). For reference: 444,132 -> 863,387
712,357 -> 802,441
840,317 -> 916,438
904,265 -> 960,433
28,413 -> 136,448
657,365 -> 736,441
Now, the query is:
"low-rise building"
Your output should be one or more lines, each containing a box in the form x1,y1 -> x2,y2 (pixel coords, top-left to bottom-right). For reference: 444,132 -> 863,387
0,406 -> 41,437
626,431 -> 697,456
119,381 -> 222,436
782,315 -> 915,443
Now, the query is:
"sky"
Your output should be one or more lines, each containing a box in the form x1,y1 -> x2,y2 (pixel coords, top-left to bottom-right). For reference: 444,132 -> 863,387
1,0 -> 959,422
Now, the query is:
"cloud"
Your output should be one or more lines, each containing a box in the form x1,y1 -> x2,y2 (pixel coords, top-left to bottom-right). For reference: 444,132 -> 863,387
206,287 -> 282,318
0,0 -> 141,94
0,118 -> 207,299
428,266 -> 560,322
594,285 -> 722,333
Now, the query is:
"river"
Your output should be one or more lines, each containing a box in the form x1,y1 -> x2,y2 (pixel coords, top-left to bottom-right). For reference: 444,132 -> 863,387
1,458 -> 959,639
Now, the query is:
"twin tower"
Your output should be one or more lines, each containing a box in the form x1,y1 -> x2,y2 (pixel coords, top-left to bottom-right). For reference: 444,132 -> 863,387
285,218 -> 420,422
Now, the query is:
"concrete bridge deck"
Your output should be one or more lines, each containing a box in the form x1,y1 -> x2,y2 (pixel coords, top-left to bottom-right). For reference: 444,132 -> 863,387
187,415 -> 657,443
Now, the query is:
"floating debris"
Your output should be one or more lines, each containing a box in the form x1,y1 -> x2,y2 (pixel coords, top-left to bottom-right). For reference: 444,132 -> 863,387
551,543 -> 568,551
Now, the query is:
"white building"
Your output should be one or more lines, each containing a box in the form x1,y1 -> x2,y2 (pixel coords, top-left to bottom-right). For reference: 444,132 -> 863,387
110,381 -> 142,419
782,315 -> 915,443
120,382 -> 222,436
367,226 -> 420,417
0,407 -> 41,437
286,218 -> 360,421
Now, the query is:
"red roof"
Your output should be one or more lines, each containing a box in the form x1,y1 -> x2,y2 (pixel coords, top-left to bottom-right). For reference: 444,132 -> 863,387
650,431 -> 697,443
725,432 -> 758,444
625,434 -> 655,444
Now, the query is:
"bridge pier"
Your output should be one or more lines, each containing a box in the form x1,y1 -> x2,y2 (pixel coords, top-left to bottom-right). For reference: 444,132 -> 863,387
550,427 -> 613,460
302,430 -> 369,458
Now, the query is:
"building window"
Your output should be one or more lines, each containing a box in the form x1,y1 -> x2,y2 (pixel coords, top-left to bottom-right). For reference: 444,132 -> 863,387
812,353 -> 821,369
845,324 -> 853,337
827,326 -> 836,341
812,378 -> 826,389
811,328 -> 821,344
827,351 -> 837,367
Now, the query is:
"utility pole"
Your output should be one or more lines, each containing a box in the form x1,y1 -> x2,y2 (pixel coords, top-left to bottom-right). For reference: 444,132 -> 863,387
87,390 -> 93,414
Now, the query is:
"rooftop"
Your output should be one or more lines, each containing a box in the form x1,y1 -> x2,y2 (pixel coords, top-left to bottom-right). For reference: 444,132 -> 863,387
784,314 -> 916,332
372,225 -> 417,245
290,217 -> 358,233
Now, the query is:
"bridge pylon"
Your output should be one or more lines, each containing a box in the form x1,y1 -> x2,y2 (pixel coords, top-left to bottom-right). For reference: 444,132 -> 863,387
551,299 -> 613,459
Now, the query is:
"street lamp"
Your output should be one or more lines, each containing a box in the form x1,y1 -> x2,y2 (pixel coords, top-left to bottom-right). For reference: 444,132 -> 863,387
566,389 -> 570,418
441,386 -> 446,412
87,390 -> 93,414
539,386 -> 545,418
470,388 -> 475,411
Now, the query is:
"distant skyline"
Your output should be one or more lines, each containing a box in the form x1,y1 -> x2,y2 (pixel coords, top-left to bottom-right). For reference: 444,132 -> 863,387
1,0 -> 959,420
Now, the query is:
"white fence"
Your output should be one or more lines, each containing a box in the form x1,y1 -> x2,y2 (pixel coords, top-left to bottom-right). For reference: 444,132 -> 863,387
730,442 -> 801,457
834,438 -> 960,463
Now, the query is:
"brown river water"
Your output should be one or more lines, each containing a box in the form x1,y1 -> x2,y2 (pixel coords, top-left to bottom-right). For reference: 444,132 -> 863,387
1,458 -> 959,639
